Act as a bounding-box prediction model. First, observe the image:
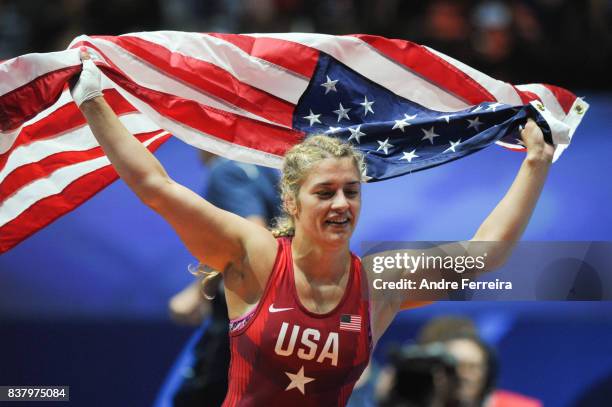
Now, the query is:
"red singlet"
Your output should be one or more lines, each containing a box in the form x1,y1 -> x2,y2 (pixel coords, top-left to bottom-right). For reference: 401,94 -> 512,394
223,238 -> 372,406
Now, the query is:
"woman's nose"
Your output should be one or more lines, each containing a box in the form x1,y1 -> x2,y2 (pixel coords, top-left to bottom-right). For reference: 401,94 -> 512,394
331,191 -> 349,210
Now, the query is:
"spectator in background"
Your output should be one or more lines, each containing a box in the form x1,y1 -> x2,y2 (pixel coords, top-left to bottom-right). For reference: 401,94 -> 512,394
376,317 -> 542,407
471,1 -> 517,81
469,0 -> 547,84
417,318 -> 496,407
169,152 -> 281,407
0,0 -> 30,59
1,0 -> 609,89
423,0 -> 474,60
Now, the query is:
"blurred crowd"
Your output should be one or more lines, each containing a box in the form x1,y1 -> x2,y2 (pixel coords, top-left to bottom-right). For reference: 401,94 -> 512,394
1,0 -> 610,89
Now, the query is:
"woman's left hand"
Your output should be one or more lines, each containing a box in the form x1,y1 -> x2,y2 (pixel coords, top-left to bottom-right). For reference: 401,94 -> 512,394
520,118 -> 554,164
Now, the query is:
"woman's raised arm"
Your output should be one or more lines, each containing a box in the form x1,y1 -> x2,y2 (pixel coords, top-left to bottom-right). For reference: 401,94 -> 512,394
72,54 -> 277,277
366,119 -> 554,340
470,118 -> 554,267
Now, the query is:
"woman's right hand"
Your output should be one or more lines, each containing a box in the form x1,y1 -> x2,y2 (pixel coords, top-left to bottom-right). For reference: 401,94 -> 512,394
70,49 -> 103,107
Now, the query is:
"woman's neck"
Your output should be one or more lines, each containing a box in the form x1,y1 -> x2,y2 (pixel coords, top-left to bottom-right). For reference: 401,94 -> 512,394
291,233 -> 351,283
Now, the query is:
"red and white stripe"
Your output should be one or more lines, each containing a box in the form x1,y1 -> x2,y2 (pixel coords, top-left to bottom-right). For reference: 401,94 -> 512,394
0,31 -> 588,253
0,83 -> 169,252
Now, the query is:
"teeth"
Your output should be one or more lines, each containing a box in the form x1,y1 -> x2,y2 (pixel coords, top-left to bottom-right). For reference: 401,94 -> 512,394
328,219 -> 348,224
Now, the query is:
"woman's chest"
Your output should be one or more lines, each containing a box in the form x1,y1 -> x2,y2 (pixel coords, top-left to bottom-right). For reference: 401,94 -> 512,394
239,304 -> 371,388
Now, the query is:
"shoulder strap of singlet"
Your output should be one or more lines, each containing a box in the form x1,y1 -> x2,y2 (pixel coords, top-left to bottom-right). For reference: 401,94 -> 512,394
228,237 -> 290,335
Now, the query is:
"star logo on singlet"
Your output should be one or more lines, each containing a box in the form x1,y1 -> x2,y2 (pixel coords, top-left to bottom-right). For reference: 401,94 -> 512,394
285,365 -> 315,395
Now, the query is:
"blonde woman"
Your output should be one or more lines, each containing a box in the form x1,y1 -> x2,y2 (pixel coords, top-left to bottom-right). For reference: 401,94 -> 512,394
72,52 -> 553,406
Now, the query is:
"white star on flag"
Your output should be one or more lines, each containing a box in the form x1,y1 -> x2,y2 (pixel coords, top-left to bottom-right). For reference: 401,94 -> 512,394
400,150 -> 419,163
333,103 -> 351,122
443,139 -> 462,153
439,114 -> 453,123
487,102 -> 504,111
360,95 -> 375,116
326,126 -> 342,134
361,170 -> 373,182
348,125 -> 365,143
467,116 -> 483,131
392,114 -> 417,133
421,126 -> 440,144
285,366 -> 315,395
321,76 -> 338,94
303,109 -> 321,126
376,138 -> 393,154
392,118 -> 409,132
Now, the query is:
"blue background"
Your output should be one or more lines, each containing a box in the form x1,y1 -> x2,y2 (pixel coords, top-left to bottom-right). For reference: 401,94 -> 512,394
1,94 -> 611,406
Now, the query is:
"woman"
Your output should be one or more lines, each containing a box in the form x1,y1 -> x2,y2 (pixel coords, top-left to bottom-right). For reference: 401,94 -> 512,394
72,52 -> 553,406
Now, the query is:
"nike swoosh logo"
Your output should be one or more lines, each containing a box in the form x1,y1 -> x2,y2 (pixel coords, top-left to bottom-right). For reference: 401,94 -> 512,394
269,304 -> 293,313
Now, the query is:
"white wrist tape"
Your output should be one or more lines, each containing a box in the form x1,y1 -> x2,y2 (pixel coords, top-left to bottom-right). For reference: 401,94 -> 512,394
71,59 -> 103,107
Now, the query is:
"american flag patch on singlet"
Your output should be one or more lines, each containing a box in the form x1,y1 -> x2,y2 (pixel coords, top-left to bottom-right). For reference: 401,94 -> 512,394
339,314 -> 361,332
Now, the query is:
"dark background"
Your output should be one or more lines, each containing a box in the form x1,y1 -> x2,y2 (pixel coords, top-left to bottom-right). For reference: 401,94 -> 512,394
1,0 -> 610,89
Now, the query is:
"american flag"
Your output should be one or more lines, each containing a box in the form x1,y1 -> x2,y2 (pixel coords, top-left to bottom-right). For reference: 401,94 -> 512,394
0,32 -> 588,253
340,314 -> 362,332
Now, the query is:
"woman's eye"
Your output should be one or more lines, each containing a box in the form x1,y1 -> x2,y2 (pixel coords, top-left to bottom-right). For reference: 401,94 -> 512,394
345,190 -> 359,197
317,191 -> 333,198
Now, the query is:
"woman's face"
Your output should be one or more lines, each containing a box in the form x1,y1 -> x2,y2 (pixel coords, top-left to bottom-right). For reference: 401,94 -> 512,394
290,157 -> 361,248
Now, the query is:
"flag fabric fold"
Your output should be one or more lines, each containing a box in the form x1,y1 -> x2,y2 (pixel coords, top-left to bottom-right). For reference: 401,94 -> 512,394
0,31 -> 589,253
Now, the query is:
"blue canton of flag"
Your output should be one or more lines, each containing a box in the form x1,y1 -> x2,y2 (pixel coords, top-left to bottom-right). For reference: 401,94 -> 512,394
292,53 -> 551,182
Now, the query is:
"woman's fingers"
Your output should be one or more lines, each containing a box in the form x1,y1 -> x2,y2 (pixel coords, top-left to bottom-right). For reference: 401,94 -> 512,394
70,50 -> 103,107
79,46 -> 91,61
520,118 -> 542,142
520,118 -> 554,161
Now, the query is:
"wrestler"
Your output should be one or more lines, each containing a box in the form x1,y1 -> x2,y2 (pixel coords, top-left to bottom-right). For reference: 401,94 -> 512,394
71,51 -> 553,406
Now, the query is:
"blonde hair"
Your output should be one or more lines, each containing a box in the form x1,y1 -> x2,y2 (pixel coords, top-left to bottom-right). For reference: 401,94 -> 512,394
193,135 -> 366,297
272,134 -> 366,237
187,263 -> 220,300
